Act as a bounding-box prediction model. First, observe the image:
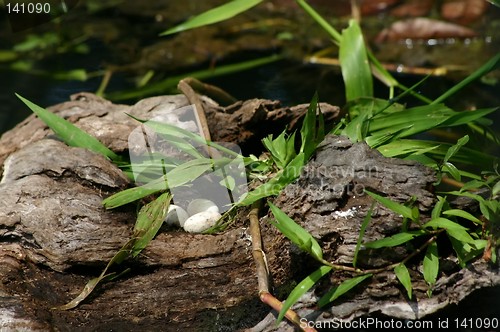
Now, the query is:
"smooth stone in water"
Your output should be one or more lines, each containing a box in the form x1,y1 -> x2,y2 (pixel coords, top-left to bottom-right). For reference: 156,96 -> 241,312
183,210 -> 221,233
187,198 -> 219,216
165,205 -> 189,227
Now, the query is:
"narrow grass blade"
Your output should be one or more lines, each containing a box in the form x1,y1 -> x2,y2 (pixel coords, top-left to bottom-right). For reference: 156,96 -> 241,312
300,92 -> 324,160
364,230 -> 425,249
394,263 -> 412,299
423,241 -> 439,296
276,265 -> 332,323
365,190 -> 416,220
106,54 -> 282,101
378,139 -> 496,167
432,53 -> 500,104
161,0 -> 263,36
268,201 -> 323,261
295,0 -> 341,42
318,274 -> 372,308
339,20 -> 373,101
353,202 -> 374,267
16,94 -> 120,162
440,108 -> 498,127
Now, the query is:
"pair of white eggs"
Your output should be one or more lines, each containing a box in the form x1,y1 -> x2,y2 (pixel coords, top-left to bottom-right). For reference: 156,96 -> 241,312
165,199 -> 221,233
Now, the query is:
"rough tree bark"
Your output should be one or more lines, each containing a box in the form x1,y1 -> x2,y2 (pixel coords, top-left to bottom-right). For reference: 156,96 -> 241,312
0,93 -> 498,331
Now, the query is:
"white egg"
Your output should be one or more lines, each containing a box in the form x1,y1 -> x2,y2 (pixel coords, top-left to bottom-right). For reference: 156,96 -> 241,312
183,210 -> 222,233
187,199 -> 219,216
164,205 -> 189,227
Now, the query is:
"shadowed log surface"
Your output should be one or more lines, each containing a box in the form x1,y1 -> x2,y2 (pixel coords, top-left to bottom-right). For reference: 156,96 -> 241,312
0,93 -> 498,331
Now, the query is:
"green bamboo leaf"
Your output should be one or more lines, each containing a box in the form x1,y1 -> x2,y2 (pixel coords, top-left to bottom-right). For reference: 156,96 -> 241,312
440,108 -> 498,127
238,153 -> 304,206
16,94 -> 120,162
493,180 -> 500,197
339,19 -> 373,101
368,104 -> 457,140
268,201 -> 323,261
364,230 -> 425,249
365,190 -> 416,220
277,265 -> 332,323
132,193 -> 171,257
442,209 -> 482,225
443,162 -> 461,181
318,274 -> 372,308
423,217 -> 469,231
443,135 -> 469,164
446,228 -> 476,244
353,202 -> 374,267
300,92 -> 324,160
161,0 -> 263,35
450,237 -> 486,267
378,139 -> 496,167
394,263 -> 412,299
423,241 -> 439,296
262,130 -> 296,169
103,158 -> 214,208
431,196 -> 447,220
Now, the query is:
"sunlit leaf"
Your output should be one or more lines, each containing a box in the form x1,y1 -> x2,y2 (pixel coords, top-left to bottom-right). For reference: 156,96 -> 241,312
394,263 -> 412,299
16,94 -> 120,162
364,230 -> 425,249
431,196 -> 448,220
268,201 -> 323,261
446,228 -> 476,244
103,158 -> 214,208
378,139 -> 496,167
423,241 -> 439,297
339,20 -> 373,101
318,274 -> 372,307
443,162 -> 461,181
443,135 -> 469,164
423,217 -> 469,231
442,209 -> 482,225
238,153 -> 304,206
440,108 -> 498,128
161,0 -> 263,35
277,265 -> 332,323
131,193 -> 171,257
365,190 -> 416,220
300,92 -> 324,160
493,180 -> 500,197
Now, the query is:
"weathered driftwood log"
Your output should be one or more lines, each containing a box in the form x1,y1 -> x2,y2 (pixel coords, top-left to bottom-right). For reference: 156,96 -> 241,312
0,93 -> 498,331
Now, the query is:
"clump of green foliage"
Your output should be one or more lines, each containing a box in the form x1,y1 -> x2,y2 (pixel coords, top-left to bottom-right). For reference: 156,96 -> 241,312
16,0 -> 499,322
